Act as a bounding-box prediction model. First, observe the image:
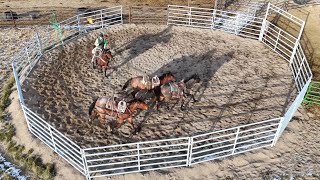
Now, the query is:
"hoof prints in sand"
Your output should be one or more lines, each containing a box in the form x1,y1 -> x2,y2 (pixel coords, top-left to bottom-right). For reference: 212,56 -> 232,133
23,24 -> 296,148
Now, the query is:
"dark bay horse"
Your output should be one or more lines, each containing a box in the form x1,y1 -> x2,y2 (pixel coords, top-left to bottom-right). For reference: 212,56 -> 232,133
122,72 -> 176,98
89,97 -> 149,133
154,74 -> 200,110
90,46 -> 113,77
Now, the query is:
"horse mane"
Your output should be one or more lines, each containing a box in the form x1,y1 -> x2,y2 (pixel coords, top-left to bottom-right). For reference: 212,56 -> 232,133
127,99 -> 145,104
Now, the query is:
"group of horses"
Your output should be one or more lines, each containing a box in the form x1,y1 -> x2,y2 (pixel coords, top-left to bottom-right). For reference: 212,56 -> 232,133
88,46 -> 200,135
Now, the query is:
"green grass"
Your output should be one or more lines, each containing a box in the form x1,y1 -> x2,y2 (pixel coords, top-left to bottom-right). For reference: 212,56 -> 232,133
0,76 -> 56,179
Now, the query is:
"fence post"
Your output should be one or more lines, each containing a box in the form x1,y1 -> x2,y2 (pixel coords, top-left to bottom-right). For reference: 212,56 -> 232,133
259,2 -> 270,41
129,6 -> 132,24
272,117 -> 284,146
77,15 -> 82,34
167,5 -> 170,26
232,127 -> 240,154
100,10 -> 103,28
12,64 -> 25,104
121,6 -> 123,24
188,7 -> 192,25
81,149 -> 90,180
35,32 -> 43,54
289,21 -> 305,64
25,47 -> 31,66
187,137 -> 193,166
274,29 -> 281,51
48,126 -> 57,151
211,9 -> 216,30
137,143 -> 141,171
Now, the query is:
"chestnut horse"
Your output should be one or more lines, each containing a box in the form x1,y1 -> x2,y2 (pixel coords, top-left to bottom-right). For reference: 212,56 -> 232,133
90,46 -> 113,77
122,72 -> 176,98
154,74 -> 200,110
88,97 -> 149,133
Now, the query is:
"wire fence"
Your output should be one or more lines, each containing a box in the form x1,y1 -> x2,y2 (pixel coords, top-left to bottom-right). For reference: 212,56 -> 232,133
10,3 -> 312,180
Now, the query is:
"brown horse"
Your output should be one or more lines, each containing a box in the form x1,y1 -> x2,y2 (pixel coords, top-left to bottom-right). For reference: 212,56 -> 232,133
88,97 -> 149,133
90,46 -> 113,77
154,74 -> 200,111
122,72 -> 176,98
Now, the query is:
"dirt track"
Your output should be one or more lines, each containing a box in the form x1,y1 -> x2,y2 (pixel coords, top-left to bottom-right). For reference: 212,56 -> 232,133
21,24 -> 296,148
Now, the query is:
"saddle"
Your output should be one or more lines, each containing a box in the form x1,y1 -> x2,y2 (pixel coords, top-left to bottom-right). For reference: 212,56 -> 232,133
142,75 -> 150,85
104,97 -> 127,114
92,47 -> 103,57
166,82 -> 183,98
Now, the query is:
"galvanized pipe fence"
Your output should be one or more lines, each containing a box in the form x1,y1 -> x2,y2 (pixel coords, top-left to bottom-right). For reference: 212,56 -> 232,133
10,3 -> 312,179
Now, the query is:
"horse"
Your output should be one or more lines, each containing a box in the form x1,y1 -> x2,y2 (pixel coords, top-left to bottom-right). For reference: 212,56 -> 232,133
154,74 -> 200,111
122,72 -> 176,98
90,46 -> 113,77
88,97 -> 149,133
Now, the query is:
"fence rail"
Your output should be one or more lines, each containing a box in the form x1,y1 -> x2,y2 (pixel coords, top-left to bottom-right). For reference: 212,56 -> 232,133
167,5 -> 264,40
10,3 -> 312,180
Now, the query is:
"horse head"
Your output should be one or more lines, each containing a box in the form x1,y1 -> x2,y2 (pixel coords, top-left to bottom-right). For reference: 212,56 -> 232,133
128,99 -> 149,111
178,80 -> 187,90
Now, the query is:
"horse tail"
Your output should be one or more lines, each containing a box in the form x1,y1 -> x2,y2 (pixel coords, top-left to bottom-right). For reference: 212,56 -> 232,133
122,78 -> 132,90
88,98 -> 98,116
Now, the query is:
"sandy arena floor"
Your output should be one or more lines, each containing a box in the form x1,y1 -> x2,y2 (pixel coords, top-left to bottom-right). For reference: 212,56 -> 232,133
22,24 -> 296,148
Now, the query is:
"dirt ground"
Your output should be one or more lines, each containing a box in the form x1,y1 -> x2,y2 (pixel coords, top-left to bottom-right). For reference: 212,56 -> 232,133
21,24 -> 295,148
288,5 -> 320,80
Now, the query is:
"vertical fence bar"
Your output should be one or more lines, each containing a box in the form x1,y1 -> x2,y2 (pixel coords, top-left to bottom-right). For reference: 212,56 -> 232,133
25,47 -> 30,65
279,78 -> 311,136
232,127 -> 240,154
272,117 -> 284,146
129,6 -> 132,24
289,21 -> 305,64
12,64 -> 32,132
259,2 -> 270,41
188,7 -> 192,25
121,6 -> 123,24
77,15 -> 82,34
188,137 -> 193,166
274,29 -> 281,50
81,149 -> 90,180
186,137 -> 191,166
167,5 -> 170,26
137,143 -> 141,171
48,126 -> 57,151
211,9 -> 216,30
100,10 -> 103,28
12,64 -> 25,105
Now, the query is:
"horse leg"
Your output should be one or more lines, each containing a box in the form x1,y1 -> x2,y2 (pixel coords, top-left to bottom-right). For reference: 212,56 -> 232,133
127,117 -> 136,136
99,114 -> 106,128
156,98 -> 163,111
180,97 -> 186,111
186,92 -> 197,102
92,59 -> 96,69
104,66 -> 107,77
127,117 -> 135,130
89,109 -> 97,123
106,120 -> 112,132
131,89 -> 138,99
117,119 -> 124,129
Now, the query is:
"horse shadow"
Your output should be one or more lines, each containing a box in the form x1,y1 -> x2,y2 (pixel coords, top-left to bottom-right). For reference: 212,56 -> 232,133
134,49 -> 233,134
111,25 -> 173,71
